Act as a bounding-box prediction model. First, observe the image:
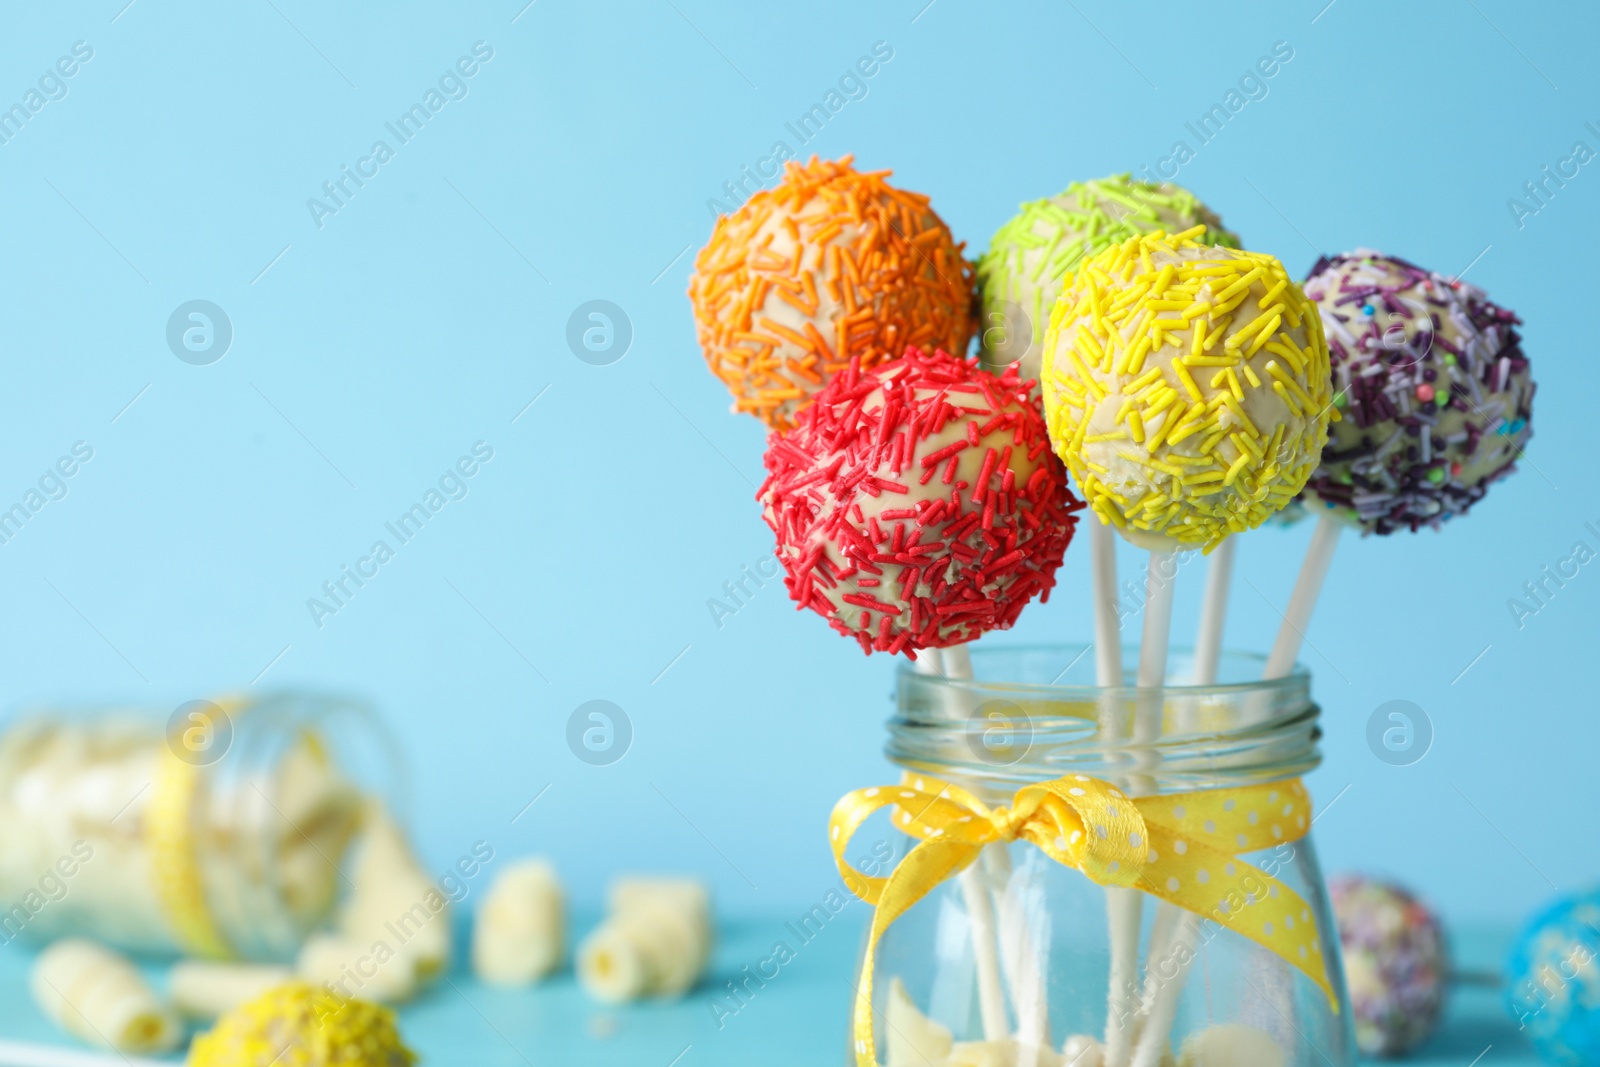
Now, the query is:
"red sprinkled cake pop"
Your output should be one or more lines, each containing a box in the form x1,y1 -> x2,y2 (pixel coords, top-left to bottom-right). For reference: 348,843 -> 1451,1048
760,347 -> 1081,657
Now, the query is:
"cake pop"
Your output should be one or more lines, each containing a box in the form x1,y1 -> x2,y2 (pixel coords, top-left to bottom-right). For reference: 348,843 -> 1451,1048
1506,887 -> 1600,1067
1041,228 -> 1332,1066
1299,249 -> 1533,534
760,346 -> 1080,658
1040,228 -> 1334,553
690,156 -> 975,431
187,982 -> 415,1067
978,175 -> 1238,384
1266,251 -> 1535,677
1331,875 -> 1450,1057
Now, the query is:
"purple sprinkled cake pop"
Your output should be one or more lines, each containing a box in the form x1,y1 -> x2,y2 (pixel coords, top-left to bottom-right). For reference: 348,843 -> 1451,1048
1331,874 -> 1450,1057
1299,250 -> 1533,535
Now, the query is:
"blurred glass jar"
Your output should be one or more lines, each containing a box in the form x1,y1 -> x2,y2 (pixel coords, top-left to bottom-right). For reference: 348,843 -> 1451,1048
858,646 -> 1356,1067
0,692 -> 401,960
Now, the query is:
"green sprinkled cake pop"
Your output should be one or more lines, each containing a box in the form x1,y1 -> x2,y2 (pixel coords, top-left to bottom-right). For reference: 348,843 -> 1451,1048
976,174 -> 1239,385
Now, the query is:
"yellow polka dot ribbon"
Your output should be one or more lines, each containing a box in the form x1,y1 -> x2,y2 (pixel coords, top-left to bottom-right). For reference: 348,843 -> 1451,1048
148,747 -> 232,958
147,700 -> 252,959
829,772 -> 1336,1067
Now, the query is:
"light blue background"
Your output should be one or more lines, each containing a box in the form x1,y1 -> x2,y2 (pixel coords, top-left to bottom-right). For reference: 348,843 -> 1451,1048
0,0 -> 1592,941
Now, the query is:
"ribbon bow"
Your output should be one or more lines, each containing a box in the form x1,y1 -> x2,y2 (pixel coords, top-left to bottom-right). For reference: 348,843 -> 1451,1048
830,772 -> 1336,1067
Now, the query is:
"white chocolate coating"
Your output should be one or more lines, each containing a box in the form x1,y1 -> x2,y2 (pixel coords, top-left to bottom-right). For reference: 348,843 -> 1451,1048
945,1040 -> 1019,1067
1042,235 -> 1332,552
1299,249 -> 1533,534
761,350 -> 1078,656
978,176 -> 1238,386
781,373 -> 1060,649
1177,1023 -> 1286,1067
886,976 -> 953,1065
690,157 -> 973,430
1061,1034 -> 1106,1067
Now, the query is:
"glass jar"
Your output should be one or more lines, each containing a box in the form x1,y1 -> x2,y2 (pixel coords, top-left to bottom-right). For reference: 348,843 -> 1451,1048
849,646 -> 1355,1067
0,692 -> 401,961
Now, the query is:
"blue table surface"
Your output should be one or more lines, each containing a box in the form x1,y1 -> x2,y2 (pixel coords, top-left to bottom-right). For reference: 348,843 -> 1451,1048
0,916 -> 1539,1066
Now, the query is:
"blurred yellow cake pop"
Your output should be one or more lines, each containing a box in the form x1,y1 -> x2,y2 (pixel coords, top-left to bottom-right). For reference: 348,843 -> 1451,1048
187,982 -> 415,1067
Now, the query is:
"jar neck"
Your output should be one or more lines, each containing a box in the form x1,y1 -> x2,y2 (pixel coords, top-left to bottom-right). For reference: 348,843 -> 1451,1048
198,692 -> 402,959
887,645 -> 1321,801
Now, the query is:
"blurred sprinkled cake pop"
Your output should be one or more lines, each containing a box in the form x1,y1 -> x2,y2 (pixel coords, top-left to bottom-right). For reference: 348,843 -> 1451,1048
977,174 -> 1238,384
1331,875 -> 1449,1057
689,156 -> 974,431
1299,250 -> 1533,534
1506,887 -> 1600,1067
760,346 -> 1080,657
1040,228 -> 1334,552
188,982 -> 415,1067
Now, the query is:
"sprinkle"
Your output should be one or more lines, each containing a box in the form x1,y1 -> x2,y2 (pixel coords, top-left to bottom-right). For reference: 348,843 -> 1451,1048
690,156 -> 975,431
761,347 -> 1082,657
1299,250 -> 1533,536
975,174 -> 1239,383
188,982 -> 416,1067
1038,231 -> 1333,548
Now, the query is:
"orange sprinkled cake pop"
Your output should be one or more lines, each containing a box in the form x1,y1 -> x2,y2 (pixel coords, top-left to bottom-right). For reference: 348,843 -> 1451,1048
689,156 -> 975,431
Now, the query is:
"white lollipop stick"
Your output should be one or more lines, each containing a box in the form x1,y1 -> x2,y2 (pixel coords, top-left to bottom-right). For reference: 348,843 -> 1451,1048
1089,520 -> 1139,1064
1103,883 -> 1141,1067
1090,521 -> 1122,684
1191,537 -> 1236,685
985,846 -> 1052,1054
1135,520 -> 1340,1051
947,639 -> 1052,1049
1131,551 -> 1176,794
1129,913 -> 1201,1067
945,644 -> 1054,1049
1129,535 -> 1231,1045
1264,515 -> 1341,679
1136,902 -> 1181,1012
1107,551 -> 1178,1067
913,650 -> 1007,1041
1137,552 -> 1176,691
1131,922 -> 1202,1048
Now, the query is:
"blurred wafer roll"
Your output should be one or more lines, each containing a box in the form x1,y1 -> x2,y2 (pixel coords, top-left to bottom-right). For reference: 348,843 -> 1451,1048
609,876 -> 710,922
579,876 -> 712,1001
296,932 -> 419,1004
338,803 -> 450,984
472,859 -> 564,986
169,959 -> 293,1019
30,938 -> 180,1054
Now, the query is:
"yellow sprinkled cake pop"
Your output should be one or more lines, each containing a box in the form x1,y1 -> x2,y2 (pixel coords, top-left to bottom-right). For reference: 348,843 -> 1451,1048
187,982 -> 415,1067
1040,227 -> 1335,552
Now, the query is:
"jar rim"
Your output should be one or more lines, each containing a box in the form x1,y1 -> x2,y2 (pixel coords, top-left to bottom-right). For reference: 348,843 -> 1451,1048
894,644 -> 1310,708
886,644 -> 1321,794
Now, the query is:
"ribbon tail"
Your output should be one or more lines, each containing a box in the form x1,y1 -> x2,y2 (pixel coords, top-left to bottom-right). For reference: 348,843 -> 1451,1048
1138,827 -> 1339,1012
853,838 -> 984,1067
